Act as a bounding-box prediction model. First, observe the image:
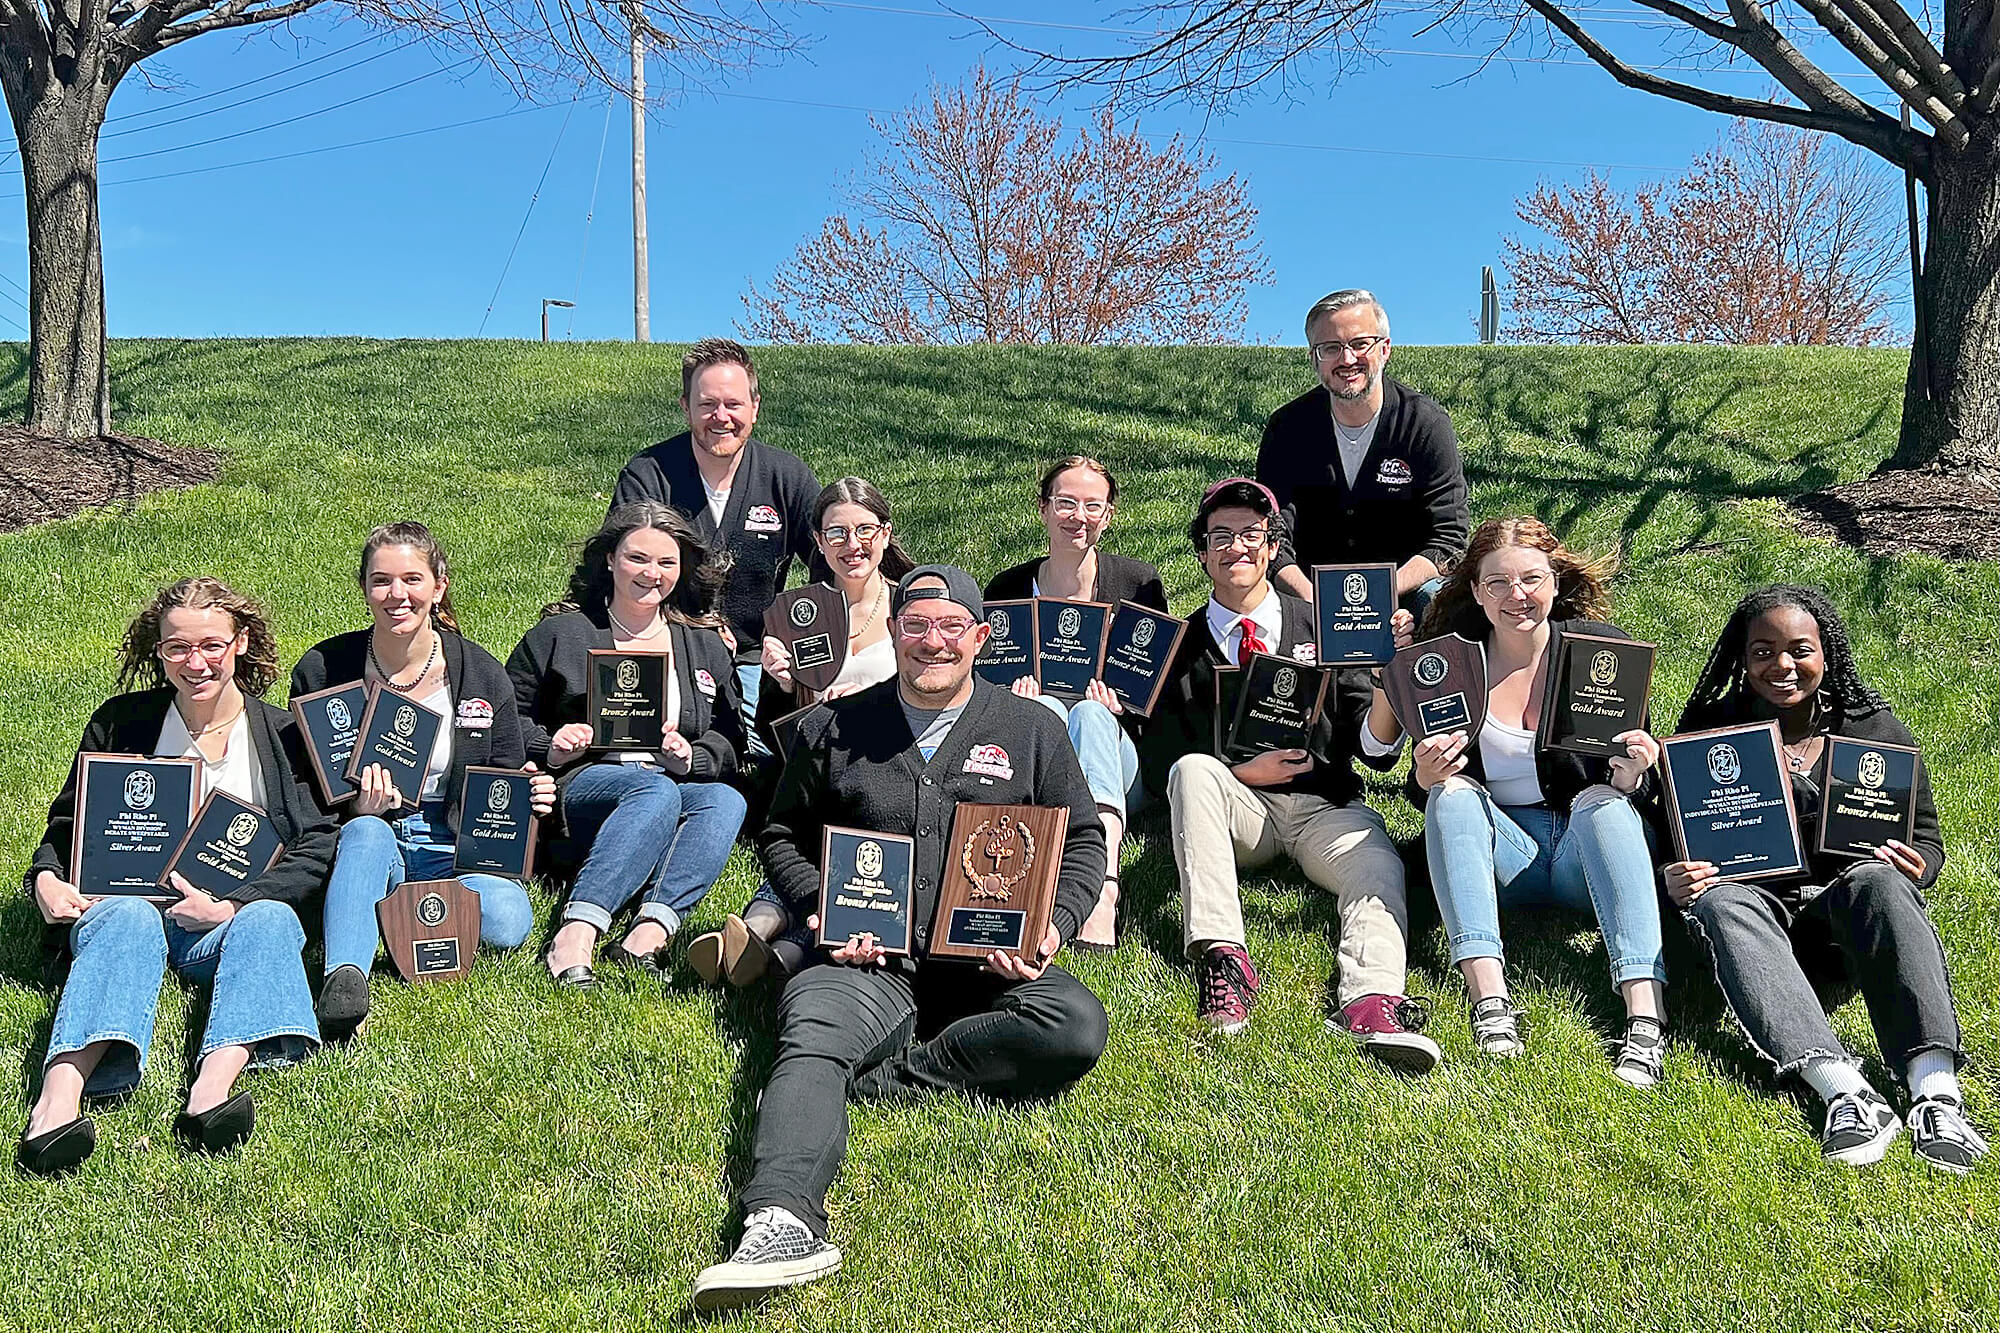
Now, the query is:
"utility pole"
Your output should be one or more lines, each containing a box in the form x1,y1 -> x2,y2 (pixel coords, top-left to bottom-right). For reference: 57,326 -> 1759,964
631,17 -> 650,343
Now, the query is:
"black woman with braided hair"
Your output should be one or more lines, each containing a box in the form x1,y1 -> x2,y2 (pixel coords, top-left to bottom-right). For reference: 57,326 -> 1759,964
1665,584 -> 1984,1174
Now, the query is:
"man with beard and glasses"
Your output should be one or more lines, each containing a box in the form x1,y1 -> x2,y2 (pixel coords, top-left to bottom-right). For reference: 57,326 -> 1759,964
1256,289 -> 1468,623
690,565 -> 1109,1312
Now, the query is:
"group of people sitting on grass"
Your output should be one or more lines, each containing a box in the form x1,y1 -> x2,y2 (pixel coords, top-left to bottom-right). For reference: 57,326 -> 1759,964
17,296 -> 1984,1313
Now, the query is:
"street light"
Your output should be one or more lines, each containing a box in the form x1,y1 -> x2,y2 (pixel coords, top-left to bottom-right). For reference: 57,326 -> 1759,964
541,298 -> 575,342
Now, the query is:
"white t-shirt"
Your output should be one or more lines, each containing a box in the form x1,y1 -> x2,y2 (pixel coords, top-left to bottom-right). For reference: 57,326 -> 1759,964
156,706 -> 263,806
832,634 -> 896,691
1331,407 -> 1380,487
1478,716 -> 1545,808
414,684 -> 454,800
701,476 -> 730,527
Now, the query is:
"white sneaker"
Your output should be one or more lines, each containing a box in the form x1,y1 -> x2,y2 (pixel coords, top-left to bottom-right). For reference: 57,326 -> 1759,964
1821,1089 -> 1902,1167
692,1207 -> 842,1312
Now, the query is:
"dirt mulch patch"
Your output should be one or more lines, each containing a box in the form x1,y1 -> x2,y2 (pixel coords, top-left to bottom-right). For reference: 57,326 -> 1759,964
0,426 -> 220,533
1788,465 -> 1999,562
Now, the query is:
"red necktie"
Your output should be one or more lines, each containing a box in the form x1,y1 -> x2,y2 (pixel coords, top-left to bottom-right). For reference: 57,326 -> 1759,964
1237,621 -> 1267,667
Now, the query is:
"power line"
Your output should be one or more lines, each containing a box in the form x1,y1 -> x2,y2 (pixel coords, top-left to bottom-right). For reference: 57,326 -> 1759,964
476,95 -> 582,337
101,34 -> 421,141
567,96 -> 617,339
102,30 -> 393,131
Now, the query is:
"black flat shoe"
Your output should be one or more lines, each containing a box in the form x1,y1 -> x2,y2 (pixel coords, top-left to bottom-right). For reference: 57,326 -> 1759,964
174,1092 -> 254,1155
316,963 -> 371,1043
609,945 -> 672,979
16,1116 -> 96,1178
551,964 -> 598,990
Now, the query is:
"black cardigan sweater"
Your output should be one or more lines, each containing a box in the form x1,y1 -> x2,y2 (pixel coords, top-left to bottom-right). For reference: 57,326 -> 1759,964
1405,615 -> 1656,812
288,628 -> 529,840
1137,589 -> 1392,805
27,690 -> 337,924
1678,695 -> 1944,894
609,434 -> 821,662
759,677 -> 1106,967
1257,375 -> 1469,578
505,611 -> 744,783
983,552 -> 1171,615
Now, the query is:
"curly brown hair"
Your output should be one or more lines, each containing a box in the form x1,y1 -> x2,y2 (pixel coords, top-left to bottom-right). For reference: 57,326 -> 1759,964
118,577 -> 280,695
543,501 -> 732,625
1420,516 -> 1616,638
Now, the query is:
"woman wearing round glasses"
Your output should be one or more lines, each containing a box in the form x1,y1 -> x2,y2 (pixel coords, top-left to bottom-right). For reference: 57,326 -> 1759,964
983,456 -> 1168,950
1362,517 -> 1668,1085
20,578 -> 336,1173
688,477 -> 917,987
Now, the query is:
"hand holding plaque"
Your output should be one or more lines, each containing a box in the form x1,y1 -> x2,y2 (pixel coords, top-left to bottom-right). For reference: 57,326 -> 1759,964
764,585 -> 848,695
1538,632 -> 1656,757
1816,736 -> 1920,859
1034,599 -> 1111,699
455,766 -> 539,879
1659,721 -> 1805,881
586,649 -> 669,750
1098,602 -> 1186,717
1225,653 -> 1331,761
929,804 -> 1068,961
71,754 -> 201,901
817,826 -> 915,954
1383,634 -> 1488,740
346,686 -> 444,799
1312,563 -> 1398,666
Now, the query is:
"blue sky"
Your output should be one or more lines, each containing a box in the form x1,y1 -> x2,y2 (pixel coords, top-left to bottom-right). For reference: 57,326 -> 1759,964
0,2 -> 1901,345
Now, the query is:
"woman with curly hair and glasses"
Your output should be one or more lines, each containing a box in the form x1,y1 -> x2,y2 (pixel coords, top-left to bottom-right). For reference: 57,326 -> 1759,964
1363,517 -> 1668,1084
1667,584 -> 1982,1174
19,578 -> 337,1174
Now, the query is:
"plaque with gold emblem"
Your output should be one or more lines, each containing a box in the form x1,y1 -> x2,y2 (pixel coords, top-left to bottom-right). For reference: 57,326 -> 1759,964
586,648 -> 669,750
929,803 -> 1068,961
377,878 -> 482,983
1817,736 -> 1920,859
345,685 -> 445,796
1537,631 -> 1656,757
160,791 -> 285,899
817,825 -> 915,954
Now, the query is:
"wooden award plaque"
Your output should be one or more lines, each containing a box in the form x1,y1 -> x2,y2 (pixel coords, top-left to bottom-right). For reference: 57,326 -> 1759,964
928,803 -> 1068,962
376,878 -> 482,983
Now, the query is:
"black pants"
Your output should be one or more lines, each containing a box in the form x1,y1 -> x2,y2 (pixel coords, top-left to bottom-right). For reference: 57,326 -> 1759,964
1683,858 -> 1963,1078
739,961 -> 1109,1237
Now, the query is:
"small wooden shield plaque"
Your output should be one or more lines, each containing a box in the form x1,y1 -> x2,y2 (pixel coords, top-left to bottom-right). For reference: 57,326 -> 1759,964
1383,633 -> 1489,740
765,584 -> 849,694
376,878 -> 482,983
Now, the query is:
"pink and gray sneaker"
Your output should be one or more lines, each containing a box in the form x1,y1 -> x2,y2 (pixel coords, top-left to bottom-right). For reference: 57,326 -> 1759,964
1333,993 -> 1443,1074
1194,944 -> 1260,1035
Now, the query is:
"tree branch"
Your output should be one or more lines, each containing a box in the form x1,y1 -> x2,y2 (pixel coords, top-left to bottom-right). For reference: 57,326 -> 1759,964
1526,0 -> 1925,174
145,0 -> 324,52
1791,0 -> 1966,142
1712,0 -> 1900,127
1853,0 -> 1965,102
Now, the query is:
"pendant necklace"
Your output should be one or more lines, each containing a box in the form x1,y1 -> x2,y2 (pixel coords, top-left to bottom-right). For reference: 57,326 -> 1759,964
370,629 -> 440,695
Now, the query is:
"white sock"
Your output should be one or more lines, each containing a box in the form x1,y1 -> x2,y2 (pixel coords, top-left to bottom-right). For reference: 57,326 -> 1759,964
1800,1057 -> 1871,1102
1907,1051 -> 1962,1105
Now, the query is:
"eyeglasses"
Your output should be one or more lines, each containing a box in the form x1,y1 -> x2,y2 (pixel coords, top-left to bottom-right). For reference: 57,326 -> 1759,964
1477,571 -> 1553,599
1310,336 -> 1387,362
820,523 -> 884,546
1049,498 -> 1110,520
895,615 -> 978,643
1203,526 -> 1271,551
157,638 -> 237,664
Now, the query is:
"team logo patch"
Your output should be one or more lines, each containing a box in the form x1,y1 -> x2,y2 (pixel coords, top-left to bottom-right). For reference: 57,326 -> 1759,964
857,840 -> 884,879
987,609 -> 1010,636
1343,573 -> 1367,605
327,698 -> 353,731
1274,668 -> 1297,700
789,598 -> 818,628
1707,743 -> 1742,785
124,770 -> 156,811
226,812 -> 260,848
695,668 -> 717,696
963,743 -> 1014,780
1292,642 -> 1318,663
1414,652 -> 1448,688
616,659 -> 640,691
1858,750 -> 1887,788
1375,458 -> 1413,486
456,697 -> 493,730
487,780 -> 511,813
744,504 -> 783,533
1590,651 -> 1618,687
393,704 -> 419,739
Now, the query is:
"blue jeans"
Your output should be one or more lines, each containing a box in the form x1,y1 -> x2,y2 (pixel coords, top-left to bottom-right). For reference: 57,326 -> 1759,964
46,895 -> 318,1098
559,762 -> 747,935
737,661 -> 770,759
1424,781 -> 1665,986
1030,695 -> 1144,822
322,806 -> 534,975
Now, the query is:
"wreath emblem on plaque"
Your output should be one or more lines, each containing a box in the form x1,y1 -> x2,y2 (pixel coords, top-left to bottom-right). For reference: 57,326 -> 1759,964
1414,652 -> 1448,688
857,840 -> 884,879
616,659 -> 640,692
1132,617 -> 1156,648
961,813 -> 1036,902
225,812 -> 260,848
987,609 -> 1010,637
394,704 -> 418,738
1274,667 -> 1298,700
1858,750 -> 1887,789
789,597 -> 818,628
124,770 -> 156,811
1590,650 -> 1618,687
327,698 -> 353,731
1707,743 -> 1742,785
416,892 -> 449,927
488,780 -> 511,813
1058,606 -> 1083,639
1343,572 -> 1368,605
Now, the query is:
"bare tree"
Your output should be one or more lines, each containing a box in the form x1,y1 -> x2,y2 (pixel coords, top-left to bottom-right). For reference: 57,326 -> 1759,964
742,66 -> 1269,344
1507,119 -> 1903,346
0,1 -> 796,440
1009,2 -> 2000,477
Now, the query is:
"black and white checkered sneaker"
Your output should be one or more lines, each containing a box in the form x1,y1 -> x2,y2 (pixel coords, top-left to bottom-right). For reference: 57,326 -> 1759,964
1820,1088 -> 1902,1167
692,1206 -> 843,1312
1907,1097 -> 1989,1176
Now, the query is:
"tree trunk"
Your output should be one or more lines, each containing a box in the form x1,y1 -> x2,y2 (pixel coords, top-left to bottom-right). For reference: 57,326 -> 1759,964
1891,127 -> 2000,476
16,75 -> 112,438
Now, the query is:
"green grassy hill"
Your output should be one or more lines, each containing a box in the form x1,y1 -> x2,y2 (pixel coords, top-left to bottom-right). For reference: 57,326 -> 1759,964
0,341 -> 1991,1332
